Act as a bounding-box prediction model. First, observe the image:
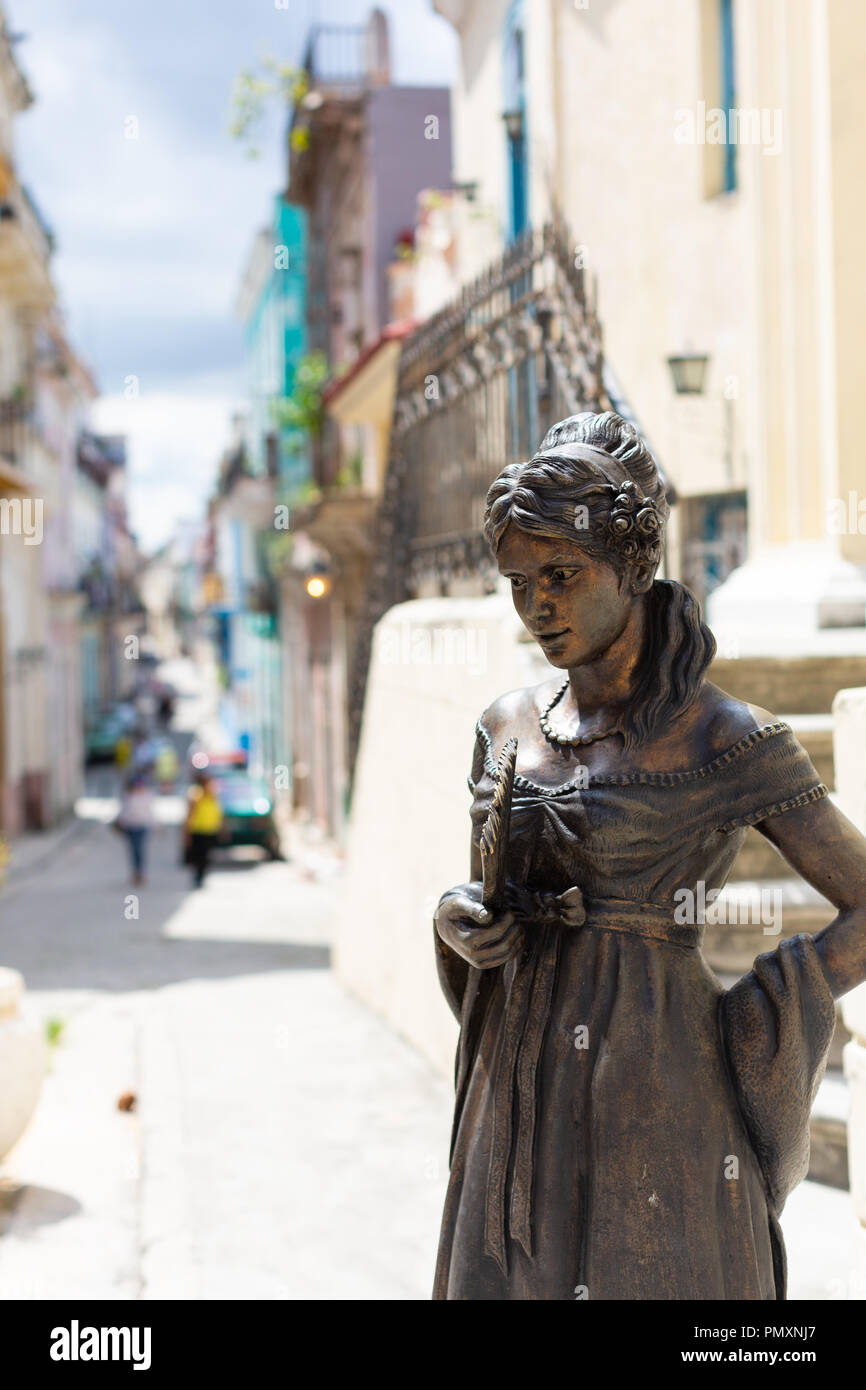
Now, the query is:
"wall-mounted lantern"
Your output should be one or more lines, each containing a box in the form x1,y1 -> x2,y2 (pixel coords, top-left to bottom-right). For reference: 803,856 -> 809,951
666,351 -> 710,395
502,108 -> 524,143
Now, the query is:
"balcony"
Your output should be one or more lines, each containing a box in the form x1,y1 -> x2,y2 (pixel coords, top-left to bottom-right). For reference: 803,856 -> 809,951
0,398 -> 38,492
288,11 -> 390,201
0,159 -> 54,307
303,25 -> 368,89
302,10 -> 389,92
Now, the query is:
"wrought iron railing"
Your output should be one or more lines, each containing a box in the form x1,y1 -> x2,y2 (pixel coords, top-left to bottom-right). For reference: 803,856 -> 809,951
303,25 -> 368,87
388,219 -> 612,593
346,217 -> 649,776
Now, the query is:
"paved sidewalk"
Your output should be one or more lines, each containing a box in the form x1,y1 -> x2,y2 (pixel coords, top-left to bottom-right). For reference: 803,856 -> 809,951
1,814 -> 91,886
138,969 -> 448,1300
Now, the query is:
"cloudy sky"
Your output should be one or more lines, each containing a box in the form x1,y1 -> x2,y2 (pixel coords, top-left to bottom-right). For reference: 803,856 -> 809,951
9,0 -> 457,550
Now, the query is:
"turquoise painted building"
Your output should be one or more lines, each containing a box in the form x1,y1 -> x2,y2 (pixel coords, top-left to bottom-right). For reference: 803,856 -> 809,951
237,195 -> 310,500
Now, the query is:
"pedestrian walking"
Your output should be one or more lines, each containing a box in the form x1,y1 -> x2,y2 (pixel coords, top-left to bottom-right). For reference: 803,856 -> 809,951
130,731 -> 157,776
114,732 -> 133,772
116,773 -> 154,887
184,773 -> 223,888
154,740 -> 179,792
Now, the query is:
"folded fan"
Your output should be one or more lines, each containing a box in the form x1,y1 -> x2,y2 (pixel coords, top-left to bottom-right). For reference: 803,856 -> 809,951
480,737 -> 518,914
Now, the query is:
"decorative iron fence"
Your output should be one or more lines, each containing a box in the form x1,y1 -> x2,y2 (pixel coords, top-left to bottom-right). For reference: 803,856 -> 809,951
303,25 -> 369,87
346,217 -> 650,776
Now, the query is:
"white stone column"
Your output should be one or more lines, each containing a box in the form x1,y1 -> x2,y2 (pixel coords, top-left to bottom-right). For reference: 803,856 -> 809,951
709,0 -> 866,640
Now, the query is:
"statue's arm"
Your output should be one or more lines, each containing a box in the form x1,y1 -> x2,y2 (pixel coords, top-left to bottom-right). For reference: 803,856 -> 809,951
433,835 -> 481,1018
757,796 -> 866,998
434,833 -> 524,1017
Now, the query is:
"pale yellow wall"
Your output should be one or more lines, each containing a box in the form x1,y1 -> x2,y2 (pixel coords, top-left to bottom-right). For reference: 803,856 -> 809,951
449,0 -> 512,247
441,0 -> 866,569
544,0 -> 754,511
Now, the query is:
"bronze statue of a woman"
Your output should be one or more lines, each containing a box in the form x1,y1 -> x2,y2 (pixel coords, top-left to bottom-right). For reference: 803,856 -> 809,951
433,410 -> 866,1300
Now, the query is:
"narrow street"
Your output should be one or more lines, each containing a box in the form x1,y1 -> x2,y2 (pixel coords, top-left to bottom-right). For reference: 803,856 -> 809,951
0,745 -> 450,1301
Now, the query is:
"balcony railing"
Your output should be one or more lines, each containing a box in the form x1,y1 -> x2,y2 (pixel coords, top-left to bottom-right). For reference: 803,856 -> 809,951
301,10 -> 390,92
0,397 -> 33,468
303,25 -> 368,86
391,219 -> 606,593
0,170 -> 54,304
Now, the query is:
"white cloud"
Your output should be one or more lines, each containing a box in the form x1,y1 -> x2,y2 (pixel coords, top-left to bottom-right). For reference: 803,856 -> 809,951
91,391 -> 242,552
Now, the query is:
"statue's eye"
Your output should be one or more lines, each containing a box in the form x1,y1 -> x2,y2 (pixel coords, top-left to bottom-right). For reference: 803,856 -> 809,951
552,568 -> 578,583
509,575 -> 526,590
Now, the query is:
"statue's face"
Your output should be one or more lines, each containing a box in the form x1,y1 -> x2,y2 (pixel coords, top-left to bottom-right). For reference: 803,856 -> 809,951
496,524 -> 635,669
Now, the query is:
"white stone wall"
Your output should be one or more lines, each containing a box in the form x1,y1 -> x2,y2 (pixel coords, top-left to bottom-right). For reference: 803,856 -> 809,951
832,686 -> 866,1230
334,591 -> 546,1076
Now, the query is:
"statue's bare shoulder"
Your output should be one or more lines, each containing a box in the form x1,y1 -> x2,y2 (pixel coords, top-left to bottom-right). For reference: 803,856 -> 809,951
479,679 -> 563,742
696,682 -> 778,758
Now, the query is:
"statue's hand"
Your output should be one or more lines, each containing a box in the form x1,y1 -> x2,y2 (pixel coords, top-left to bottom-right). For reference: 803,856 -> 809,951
435,882 -> 524,970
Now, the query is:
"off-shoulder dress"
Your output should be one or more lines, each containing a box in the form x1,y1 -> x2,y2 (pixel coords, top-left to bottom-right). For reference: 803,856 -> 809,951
433,718 -> 836,1300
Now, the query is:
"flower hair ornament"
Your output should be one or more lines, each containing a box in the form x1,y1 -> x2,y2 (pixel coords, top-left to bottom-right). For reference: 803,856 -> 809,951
606,478 -> 663,564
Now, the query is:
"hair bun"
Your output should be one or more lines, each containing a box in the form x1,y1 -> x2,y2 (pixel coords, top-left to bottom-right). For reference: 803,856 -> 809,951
607,482 -> 662,563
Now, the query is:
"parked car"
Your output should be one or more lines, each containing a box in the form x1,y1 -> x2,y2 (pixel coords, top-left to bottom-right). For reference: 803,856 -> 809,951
188,747 -> 247,774
211,770 -> 281,860
84,704 -> 137,763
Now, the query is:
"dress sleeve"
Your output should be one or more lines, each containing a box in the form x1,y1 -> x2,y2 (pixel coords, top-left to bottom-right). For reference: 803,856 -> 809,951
714,724 -> 829,834
720,933 -> 836,1212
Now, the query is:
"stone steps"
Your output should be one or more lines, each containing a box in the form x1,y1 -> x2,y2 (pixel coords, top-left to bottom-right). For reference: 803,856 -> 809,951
729,826 -> 791,881
705,877 -> 833,969
710,655 -> 866,715
809,1073 -> 850,1191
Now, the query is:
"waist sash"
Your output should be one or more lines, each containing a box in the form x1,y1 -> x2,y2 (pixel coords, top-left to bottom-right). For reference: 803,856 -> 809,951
483,893 -> 700,1274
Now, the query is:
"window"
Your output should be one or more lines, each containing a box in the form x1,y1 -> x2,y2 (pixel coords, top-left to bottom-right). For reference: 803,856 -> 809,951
503,1 -> 528,240
720,0 -> 737,193
700,0 -> 738,198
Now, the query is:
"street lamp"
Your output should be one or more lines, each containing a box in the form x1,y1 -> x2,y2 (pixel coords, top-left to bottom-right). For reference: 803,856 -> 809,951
666,351 -> 710,395
305,565 -> 331,599
502,109 -> 524,143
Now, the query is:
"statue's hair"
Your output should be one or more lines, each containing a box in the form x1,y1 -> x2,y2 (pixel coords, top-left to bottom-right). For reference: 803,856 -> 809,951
539,410 -> 666,503
482,411 -> 715,748
483,411 -> 669,569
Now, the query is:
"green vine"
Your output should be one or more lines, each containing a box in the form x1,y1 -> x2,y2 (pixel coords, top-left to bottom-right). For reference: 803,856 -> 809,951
272,351 -> 330,437
229,56 -> 310,157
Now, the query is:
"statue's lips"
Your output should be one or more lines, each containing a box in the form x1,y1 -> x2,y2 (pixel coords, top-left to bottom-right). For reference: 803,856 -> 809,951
535,628 -> 570,643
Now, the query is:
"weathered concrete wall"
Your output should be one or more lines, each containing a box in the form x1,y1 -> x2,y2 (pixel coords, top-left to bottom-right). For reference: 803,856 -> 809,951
333,592 -> 545,1076
833,686 -> 866,1230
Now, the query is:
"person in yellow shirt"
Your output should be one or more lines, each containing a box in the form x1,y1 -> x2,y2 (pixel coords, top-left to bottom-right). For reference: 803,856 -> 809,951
184,773 -> 224,888
155,741 -> 179,792
115,733 -> 133,772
